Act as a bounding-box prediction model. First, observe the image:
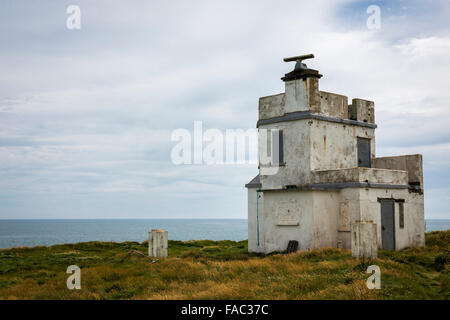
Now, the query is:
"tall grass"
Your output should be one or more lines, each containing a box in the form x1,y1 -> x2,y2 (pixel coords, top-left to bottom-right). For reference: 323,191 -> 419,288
0,231 -> 448,299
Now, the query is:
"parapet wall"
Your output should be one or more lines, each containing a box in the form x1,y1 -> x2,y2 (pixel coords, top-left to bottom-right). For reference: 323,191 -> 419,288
258,79 -> 375,124
349,98 -> 375,123
373,154 -> 423,187
318,91 -> 348,119
312,167 -> 409,185
259,93 -> 285,120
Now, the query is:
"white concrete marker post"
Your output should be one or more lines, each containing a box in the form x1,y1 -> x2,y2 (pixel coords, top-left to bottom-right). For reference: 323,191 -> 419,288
149,229 -> 168,258
351,221 -> 378,259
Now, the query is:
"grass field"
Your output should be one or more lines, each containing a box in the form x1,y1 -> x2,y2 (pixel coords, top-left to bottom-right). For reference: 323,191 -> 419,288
0,231 -> 448,299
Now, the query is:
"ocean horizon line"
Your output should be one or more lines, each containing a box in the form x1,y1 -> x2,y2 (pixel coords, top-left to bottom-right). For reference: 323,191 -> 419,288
0,219 -> 448,249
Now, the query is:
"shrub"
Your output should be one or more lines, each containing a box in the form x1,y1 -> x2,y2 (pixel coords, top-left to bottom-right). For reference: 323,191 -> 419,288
434,253 -> 449,271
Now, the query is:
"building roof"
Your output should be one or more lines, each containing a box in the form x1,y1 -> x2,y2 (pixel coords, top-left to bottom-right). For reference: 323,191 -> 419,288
245,175 -> 261,188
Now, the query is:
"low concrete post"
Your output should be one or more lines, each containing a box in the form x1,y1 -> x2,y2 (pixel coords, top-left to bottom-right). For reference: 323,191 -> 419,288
148,229 -> 168,258
351,221 -> 377,259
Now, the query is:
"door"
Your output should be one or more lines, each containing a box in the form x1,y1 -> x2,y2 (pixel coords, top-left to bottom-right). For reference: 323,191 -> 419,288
380,200 -> 395,250
357,137 -> 371,167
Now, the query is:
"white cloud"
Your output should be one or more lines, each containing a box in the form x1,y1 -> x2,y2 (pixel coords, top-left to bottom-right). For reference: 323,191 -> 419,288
0,0 -> 449,218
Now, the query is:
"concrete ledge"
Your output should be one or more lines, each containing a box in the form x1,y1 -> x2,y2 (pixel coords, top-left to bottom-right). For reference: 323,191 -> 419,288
245,174 -> 262,188
257,110 -> 377,128
260,182 -> 409,192
373,154 -> 423,186
312,167 -> 409,185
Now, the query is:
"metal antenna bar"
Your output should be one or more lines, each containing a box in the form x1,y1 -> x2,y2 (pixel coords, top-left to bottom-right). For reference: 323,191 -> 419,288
283,54 -> 314,63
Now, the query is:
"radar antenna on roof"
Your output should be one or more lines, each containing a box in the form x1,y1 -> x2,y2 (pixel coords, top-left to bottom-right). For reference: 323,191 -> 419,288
281,53 -> 321,81
283,54 -> 314,63
283,54 -> 315,71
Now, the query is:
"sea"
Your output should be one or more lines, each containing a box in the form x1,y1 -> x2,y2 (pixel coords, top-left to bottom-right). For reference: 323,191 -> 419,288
0,219 -> 448,249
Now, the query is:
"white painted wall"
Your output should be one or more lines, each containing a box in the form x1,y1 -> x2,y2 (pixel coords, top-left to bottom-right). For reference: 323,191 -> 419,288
355,187 -> 425,249
312,191 -> 340,248
284,78 -> 319,113
261,190 -> 314,253
251,186 -> 424,253
247,188 -> 265,253
259,120 -> 311,189
310,120 -> 376,171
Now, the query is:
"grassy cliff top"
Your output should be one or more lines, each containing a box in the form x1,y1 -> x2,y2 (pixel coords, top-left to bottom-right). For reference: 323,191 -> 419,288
0,231 -> 448,299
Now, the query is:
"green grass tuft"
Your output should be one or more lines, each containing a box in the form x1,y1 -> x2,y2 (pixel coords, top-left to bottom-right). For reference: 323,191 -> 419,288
0,231 -> 448,300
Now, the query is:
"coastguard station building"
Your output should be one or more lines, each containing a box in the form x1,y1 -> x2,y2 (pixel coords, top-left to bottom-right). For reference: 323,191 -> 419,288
246,55 -> 425,257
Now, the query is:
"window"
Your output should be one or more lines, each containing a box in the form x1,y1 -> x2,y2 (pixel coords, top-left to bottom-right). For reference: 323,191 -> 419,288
271,129 -> 284,165
357,137 -> 371,168
278,130 -> 284,165
399,202 -> 404,229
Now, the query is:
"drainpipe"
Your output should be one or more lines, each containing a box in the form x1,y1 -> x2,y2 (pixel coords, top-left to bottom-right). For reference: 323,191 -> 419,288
256,188 -> 261,247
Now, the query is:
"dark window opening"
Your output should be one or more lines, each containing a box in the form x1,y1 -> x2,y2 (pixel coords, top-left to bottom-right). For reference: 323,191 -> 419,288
278,130 -> 284,165
357,137 -> 371,168
399,202 -> 404,229
271,129 -> 284,165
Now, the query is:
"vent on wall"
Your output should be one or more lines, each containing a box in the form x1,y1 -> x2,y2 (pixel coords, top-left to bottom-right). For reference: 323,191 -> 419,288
286,240 -> 299,254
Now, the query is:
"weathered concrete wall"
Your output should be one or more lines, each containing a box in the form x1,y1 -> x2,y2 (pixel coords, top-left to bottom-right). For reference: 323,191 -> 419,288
248,188 -> 265,253
309,119 -> 376,171
247,188 -> 257,252
259,78 -> 317,119
359,168 -> 408,185
253,184 -> 424,253
284,78 -> 320,114
340,188 -> 362,223
259,115 -> 383,188
312,167 -> 409,185
259,120 -> 311,189
351,221 -> 378,259
404,191 -> 426,248
259,93 -> 285,120
258,190 -> 341,253
261,190 -> 314,253
355,187 -> 424,249
325,186 -> 424,250
312,191 -> 340,248
336,188 -> 361,249
373,154 -> 423,186
258,81 -> 365,122
349,98 -> 375,123
319,91 -> 348,119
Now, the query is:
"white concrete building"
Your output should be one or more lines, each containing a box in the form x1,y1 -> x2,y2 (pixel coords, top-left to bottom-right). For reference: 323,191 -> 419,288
246,55 -> 425,255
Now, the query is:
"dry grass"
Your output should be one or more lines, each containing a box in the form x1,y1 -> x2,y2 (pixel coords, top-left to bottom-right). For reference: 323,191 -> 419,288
0,232 -> 448,300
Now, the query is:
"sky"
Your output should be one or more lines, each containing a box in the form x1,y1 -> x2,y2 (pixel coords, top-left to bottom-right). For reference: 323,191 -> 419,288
0,0 -> 449,219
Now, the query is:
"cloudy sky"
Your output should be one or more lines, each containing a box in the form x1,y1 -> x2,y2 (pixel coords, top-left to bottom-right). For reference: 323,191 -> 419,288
0,0 -> 449,219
